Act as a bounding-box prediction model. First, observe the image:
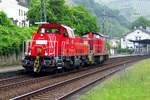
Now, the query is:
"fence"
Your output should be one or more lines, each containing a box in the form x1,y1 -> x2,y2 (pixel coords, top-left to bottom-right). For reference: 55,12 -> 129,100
0,46 -> 24,66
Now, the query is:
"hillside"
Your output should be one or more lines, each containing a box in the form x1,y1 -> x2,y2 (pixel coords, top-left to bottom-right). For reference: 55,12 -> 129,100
96,0 -> 150,22
69,0 -> 129,37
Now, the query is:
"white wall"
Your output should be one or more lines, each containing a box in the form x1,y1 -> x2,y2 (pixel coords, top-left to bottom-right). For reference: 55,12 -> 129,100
0,0 -> 29,27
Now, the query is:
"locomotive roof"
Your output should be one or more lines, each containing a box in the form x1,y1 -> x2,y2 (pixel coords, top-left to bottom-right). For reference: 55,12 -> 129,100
38,24 -> 75,38
82,32 -> 105,37
61,25 -> 75,38
93,32 -> 104,37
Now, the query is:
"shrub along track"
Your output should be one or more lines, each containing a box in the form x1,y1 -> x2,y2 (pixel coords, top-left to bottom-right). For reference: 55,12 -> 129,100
0,56 -> 147,100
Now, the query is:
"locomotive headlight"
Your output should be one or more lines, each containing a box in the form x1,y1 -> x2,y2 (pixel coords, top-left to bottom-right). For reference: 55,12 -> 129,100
28,52 -> 31,55
41,34 -> 44,37
25,52 -> 28,55
45,52 -> 48,56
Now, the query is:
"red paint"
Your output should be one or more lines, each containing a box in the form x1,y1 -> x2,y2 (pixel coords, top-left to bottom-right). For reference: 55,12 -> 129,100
26,24 -> 107,57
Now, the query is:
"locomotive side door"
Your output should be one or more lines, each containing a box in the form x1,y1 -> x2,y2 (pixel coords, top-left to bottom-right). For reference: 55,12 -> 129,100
87,32 -> 94,64
61,29 -> 69,56
88,32 -> 94,51
61,26 -> 75,56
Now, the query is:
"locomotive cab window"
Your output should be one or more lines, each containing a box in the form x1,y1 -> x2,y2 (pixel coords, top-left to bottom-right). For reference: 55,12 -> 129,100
82,34 -> 88,38
63,30 -> 68,37
40,28 -> 60,34
45,28 -> 60,34
94,34 -> 100,38
63,32 -> 68,37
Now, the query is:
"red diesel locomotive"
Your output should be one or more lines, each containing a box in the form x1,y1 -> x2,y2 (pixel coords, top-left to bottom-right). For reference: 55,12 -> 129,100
22,23 -> 108,73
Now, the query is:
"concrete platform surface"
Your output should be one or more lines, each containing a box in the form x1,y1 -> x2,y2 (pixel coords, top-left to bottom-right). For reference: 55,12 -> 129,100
0,65 -> 23,73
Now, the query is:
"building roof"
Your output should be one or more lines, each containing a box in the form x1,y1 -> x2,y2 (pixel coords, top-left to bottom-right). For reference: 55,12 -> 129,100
16,0 -> 29,7
124,28 -> 150,37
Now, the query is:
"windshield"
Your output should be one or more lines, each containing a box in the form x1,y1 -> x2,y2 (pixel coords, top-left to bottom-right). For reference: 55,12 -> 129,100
40,28 -> 60,34
82,34 -> 88,38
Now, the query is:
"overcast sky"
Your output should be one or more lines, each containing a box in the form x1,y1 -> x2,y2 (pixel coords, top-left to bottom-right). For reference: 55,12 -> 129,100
95,0 -> 114,3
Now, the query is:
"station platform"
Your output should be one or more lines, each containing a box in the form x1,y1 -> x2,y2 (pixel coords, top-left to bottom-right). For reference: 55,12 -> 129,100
0,65 -> 23,73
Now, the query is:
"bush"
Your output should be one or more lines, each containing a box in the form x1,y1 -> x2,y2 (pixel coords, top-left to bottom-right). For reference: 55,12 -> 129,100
117,48 -> 133,54
0,25 -> 36,55
0,11 -> 13,26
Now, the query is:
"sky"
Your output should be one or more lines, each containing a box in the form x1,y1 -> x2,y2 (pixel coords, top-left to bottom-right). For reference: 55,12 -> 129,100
95,0 -> 114,3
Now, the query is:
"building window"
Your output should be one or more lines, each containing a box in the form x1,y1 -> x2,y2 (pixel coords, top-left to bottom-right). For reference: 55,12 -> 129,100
137,31 -> 139,34
139,37 -> 141,40
14,20 -> 18,25
19,9 -> 20,16
135,37 -> 138,40
19,9 -> 24,16
19,22 -> 22,26
21,10 -> 23,16
22,21 -> 25,26
22,22 -> 24,26
123,38 -> 125,41
24,11 -> 26,16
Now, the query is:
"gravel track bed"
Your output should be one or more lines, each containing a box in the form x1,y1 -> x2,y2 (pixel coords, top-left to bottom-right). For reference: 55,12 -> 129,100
0,75 -> 32,86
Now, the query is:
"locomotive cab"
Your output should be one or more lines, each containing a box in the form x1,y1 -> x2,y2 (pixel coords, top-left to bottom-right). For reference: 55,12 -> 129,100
22,24 -> 76,72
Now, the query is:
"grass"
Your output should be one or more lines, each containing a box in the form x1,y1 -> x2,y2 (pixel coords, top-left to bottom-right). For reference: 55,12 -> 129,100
79,58 -> 150,100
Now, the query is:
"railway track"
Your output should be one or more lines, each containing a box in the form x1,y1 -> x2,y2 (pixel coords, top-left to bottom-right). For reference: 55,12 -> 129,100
0,75 -> 32,86
0,56 -> 147,100
0,56 -> 127,91
12,61 -> 129,100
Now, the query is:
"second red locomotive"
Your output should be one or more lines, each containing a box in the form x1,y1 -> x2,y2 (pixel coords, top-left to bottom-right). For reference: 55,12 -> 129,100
22,23 -> 108,73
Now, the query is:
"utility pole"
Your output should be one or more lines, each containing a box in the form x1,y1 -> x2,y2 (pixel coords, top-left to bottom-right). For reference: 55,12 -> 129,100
40,0 -> 47,22
101,6 -> 115,35
102,6 -> 106,34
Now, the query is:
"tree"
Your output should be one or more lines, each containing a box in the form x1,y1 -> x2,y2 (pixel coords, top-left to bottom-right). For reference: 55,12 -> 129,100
0,11 -> 13,26
27,0 -> 41,24
27,0 -> 99,35
131,16 -> 150,29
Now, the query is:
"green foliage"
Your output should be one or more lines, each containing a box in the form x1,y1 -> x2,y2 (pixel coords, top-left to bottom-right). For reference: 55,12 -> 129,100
105,41 -> 110,50
28,0 -> 99,35
116,43 -> 133,54
0,12 -> 13,26
117,48 -> 133,54
131,16 -> 150,29
0,25 -> 36,54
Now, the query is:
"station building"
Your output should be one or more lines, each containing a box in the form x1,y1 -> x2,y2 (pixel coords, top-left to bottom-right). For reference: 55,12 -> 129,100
0,0 -> 29,27
121,27 -> 150,54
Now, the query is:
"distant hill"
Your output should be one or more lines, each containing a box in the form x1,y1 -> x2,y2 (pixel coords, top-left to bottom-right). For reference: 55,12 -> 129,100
69,0 -> 129,37
96,0 -> 150,22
